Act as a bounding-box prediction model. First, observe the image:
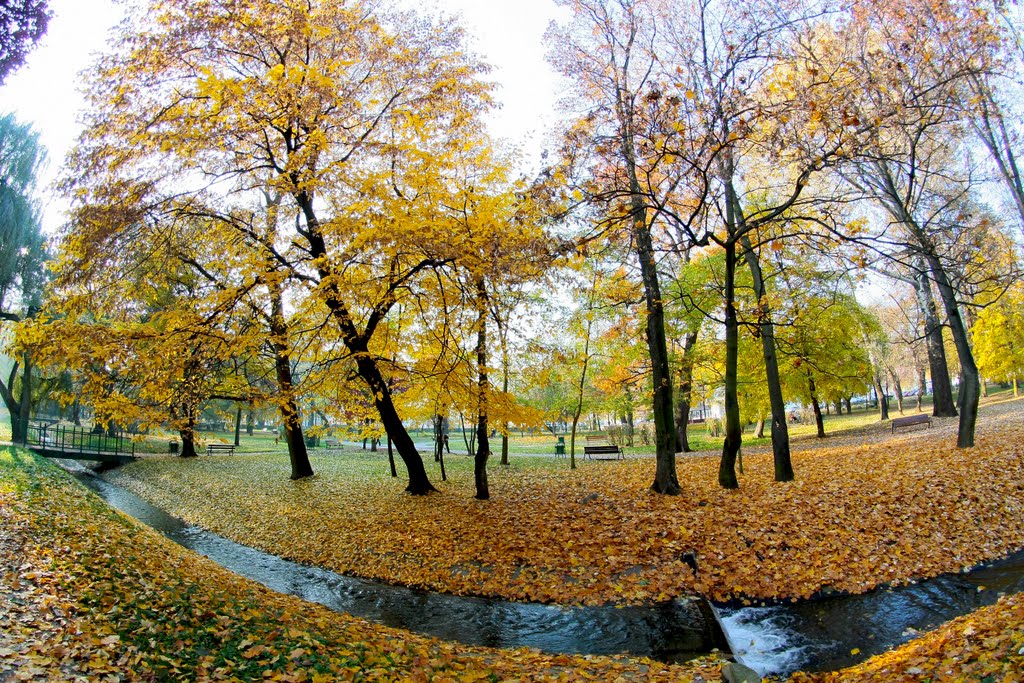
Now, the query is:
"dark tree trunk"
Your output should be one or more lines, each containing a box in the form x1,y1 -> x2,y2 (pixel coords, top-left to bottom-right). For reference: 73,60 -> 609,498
808,374 -> 826,438
270,284 -> 313,481
720,240 -> 742,489
916,365 -> 926,411
740,236 -> 793,481
619,131 -> 677,494
474,279 -> 490,500
843,396 -> 852,413
915,264 -> 957,417
233,405 -> 242,446
179,414 -> 198,458
246,405 -> 254,436
1,357 -> 24,442
434,414 -> 443,463
296,191 -> 433,494
387,436 -> 397,477
924,254 -> 980,448
355,351 -> 436,494
499,320 -> 511,467
874,371 -> 890,421
674,330 -> 699,453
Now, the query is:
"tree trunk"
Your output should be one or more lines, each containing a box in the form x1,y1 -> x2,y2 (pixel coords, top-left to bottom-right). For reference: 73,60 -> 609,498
499,319 -> 511,467
15,352 -> 31,443
356,351 -> 436,494
246,405 -> 254,436
179,413 -> 198,458
474,279 -> 490,500
270,283 -> 313,481
874,370 -> 890,421
753,418 -> 765,439
233,405 -> 242,446
740,236 -> 793,481
915,264 -> 957,417
890,370 -> 904,415
808,374 -> 826,438
924,253 -> 980,448
1,359 -> 24,443
674,330 -> 699,453
387,436 -> 397,477
296,191 -> 433,494
719,240 -> 742,489
916,365 -> 926,411
432,414 -> 447,481
618,112 -> 677,494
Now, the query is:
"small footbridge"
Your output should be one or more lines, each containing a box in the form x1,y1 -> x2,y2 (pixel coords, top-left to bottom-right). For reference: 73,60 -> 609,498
24,422 -> 136,465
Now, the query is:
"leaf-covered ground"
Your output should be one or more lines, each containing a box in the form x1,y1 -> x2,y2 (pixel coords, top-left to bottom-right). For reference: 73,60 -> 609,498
108,400 -> 1024,607
1,446 -> 727,681
3,402 -> 1024,680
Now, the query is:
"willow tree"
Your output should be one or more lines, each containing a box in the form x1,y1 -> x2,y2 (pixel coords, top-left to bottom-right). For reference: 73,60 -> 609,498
0,113 -> 46,442
62,0 -> 492,494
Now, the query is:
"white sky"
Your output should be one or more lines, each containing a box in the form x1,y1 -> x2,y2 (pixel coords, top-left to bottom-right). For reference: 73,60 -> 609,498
0,0 -> 568,234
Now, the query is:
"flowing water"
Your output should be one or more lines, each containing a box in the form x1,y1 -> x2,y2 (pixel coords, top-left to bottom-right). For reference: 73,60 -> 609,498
76,471 -> 1024,677
76,473 -> 727,663
716,549 -> 1024,676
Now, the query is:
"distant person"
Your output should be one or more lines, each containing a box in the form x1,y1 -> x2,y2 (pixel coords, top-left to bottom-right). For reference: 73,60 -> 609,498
443,434 -> 450,453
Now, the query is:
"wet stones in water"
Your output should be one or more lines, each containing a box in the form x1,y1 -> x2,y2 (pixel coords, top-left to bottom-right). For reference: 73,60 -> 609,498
721,661 -> 762,683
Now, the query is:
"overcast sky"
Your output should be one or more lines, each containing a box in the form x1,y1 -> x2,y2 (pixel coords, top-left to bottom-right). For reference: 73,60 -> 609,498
0,0 -> 567,233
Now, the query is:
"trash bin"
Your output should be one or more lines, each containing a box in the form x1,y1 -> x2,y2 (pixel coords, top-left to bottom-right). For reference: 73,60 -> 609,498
169,441 -> 179,454
555,435 -> 565,456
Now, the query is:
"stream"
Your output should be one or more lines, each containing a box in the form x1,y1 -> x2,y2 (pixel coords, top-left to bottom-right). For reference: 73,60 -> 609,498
76,474 -> 727,664
717,548 -> 1024,675
77,471 -> 1024,678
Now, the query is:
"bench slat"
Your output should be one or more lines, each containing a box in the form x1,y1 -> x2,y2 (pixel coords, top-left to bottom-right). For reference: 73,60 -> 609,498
891,414 -> 932,433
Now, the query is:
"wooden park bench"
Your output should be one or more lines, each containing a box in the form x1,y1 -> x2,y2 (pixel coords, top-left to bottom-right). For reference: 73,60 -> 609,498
206,443 -> 236,456
583,435 -> 624,461
891,413 -> 932,434
324,438 -> 343,450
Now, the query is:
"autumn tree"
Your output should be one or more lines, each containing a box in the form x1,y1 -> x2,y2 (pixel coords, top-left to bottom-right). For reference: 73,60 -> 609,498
973,281 -> 1024,396
0,113 -> 45,442
833,0 -> 1016,447
654,0 -> 867,488
62,0 -> 492,494
441,150 -> 550,499
0,0 -> 48,84
766,238 -> 874,437
547,0 -> 685,494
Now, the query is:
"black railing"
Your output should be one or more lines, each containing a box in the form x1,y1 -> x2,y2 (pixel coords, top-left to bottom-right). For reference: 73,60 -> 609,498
24,422 -> 136,458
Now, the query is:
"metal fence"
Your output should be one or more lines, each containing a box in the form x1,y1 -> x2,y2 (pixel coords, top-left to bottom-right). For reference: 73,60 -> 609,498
25,422 -> 136,458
